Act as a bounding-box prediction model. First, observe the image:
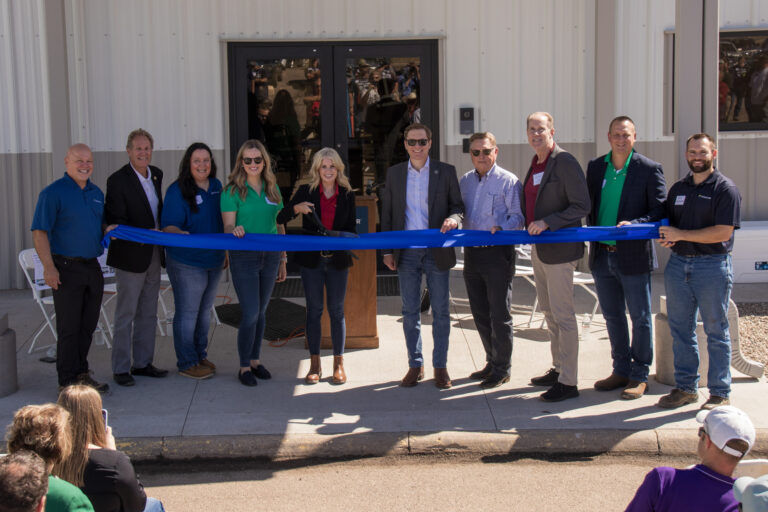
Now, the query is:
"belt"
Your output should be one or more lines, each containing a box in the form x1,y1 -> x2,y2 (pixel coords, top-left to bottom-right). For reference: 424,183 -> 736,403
53,254 -> 97,263
599,244 -> 617,253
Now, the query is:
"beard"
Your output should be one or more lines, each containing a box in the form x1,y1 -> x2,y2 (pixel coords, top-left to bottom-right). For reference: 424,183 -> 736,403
687,158 -> 713,174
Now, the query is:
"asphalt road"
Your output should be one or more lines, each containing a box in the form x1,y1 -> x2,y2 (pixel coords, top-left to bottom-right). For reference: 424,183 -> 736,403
138,453 -> 700,511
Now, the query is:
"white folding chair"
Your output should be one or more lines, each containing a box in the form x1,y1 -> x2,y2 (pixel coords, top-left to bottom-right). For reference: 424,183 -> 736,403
18,249 -> 58,354
19,249 -> 113,354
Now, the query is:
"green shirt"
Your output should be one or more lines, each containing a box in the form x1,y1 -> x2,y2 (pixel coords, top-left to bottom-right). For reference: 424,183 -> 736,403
596,150 -> 632,245
220,183 -> 283,234
46,475 -> 95,512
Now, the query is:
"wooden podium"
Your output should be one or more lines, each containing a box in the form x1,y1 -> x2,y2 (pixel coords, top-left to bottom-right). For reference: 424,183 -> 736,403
320,194 -> 379,348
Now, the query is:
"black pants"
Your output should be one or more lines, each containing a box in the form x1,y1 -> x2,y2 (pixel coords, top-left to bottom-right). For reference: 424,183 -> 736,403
52,255 -> 104,386
463,246 -> 515,377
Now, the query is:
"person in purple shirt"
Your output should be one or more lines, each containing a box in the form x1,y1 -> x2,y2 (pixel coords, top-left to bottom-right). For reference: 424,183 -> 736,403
625,405 -> 756,512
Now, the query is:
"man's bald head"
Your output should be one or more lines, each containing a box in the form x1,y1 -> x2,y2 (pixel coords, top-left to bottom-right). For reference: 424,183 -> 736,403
64,144 -> 94,188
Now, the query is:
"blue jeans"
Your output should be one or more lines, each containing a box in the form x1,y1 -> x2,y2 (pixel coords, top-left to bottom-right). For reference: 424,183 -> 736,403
592,249 -> 653,382
664,253 -> 733,398
301,259 -> 349,355
229,250 -> 280,367
397,248 -> 450,368
165,255 -> 223,371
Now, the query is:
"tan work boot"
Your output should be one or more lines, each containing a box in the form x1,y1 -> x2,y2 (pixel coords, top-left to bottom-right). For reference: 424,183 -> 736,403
594,373 -> 630,391
621,380 -> 648,400
305,355 -> 322,384
332,355 -> 347,385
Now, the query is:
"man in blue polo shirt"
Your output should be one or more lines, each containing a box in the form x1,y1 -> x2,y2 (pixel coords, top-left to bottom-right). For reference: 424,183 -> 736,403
657,133 -> 741,410
31,143 -> 109,393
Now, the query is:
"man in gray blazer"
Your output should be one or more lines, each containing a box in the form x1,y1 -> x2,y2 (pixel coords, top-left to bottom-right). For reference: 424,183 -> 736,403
381,123 -> 464,389
520,112 -> 590,402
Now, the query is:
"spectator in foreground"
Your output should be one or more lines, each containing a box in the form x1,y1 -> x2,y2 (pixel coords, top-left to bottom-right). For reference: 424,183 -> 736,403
56,385 -> 165,512
734,475 -> 768,512
625,405 -> 756,512
0,451 -> 49,512
6,403 -> 94,511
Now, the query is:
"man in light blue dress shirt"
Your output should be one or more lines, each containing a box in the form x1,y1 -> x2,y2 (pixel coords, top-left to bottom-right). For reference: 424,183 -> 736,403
459,132 -> 524,388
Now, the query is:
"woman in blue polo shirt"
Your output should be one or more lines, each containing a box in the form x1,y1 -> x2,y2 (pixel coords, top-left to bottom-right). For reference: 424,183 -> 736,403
221,139 -> 287,387
160,142 -> 225,381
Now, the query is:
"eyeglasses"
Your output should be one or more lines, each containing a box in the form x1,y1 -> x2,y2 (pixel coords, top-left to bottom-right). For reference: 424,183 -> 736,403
406,138 -> 429,147
243,157 -> 263,165
470,148 -> 495,157
698,427 -> 708,439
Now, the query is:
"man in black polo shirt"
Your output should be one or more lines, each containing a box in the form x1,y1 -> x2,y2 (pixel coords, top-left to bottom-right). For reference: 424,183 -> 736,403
31,144 -> 109,393
657,133 -> 741,410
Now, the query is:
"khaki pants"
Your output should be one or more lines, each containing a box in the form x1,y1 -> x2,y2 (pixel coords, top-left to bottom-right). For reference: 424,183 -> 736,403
531,246 -> 579,386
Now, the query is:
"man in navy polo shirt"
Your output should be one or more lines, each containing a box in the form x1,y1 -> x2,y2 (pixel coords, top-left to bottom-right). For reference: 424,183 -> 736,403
657,133 -> 741,410
31,143 -> 109,393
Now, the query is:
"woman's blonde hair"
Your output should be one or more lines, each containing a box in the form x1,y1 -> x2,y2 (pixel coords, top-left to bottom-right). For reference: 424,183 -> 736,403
6,403 -> 72,468
224,139 -> 281,204
300,147 -> 351,193
54,385 -> 107,486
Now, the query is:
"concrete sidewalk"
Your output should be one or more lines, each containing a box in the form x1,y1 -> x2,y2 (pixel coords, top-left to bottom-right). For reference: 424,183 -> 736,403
1,271 -> 766,461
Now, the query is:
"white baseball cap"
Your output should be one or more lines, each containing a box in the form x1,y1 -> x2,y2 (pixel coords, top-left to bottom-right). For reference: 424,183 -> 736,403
696,405 -> 755,458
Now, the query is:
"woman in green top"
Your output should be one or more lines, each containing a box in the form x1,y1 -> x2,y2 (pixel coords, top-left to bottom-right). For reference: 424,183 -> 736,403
221,139 -> 287,387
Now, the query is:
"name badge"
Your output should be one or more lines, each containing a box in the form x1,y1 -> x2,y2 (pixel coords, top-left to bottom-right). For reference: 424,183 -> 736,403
602,179 -> 607,189
196,195 -> 203,205
265,197 -> 279,206
533,172 -> 544,186
675,195 -> 686,206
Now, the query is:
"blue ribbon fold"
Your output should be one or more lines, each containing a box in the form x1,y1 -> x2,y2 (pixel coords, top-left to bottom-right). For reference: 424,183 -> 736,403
102,223 -> 662,252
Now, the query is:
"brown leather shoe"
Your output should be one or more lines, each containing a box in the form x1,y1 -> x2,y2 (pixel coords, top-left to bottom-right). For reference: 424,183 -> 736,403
621,380 -> 648,400
434,368 -> 452,389
305,355 -> 322,384
594,373 -> 630,391
400,367 -> 424,387
332,355 -> 347,385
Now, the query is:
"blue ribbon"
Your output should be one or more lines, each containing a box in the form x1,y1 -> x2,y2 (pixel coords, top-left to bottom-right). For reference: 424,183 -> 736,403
102,223 -> 662,252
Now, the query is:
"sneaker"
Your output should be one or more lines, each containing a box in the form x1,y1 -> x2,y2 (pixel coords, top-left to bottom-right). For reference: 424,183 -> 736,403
77,372 -> 109,394
700,395 -> 730,410
251,364 -> 271,380
199,359 -> 216,372
179,364 -> 214,380
594,373 -> 630,391
657,388 -> 698,409
238,370 -> 258,387
621,380 -> 648,400
540,382 -> 579,402
530,368 -> 559,387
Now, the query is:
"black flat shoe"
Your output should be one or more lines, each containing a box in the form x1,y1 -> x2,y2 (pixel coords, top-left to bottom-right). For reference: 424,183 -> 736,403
131,364 -> 169,378
251,364 -> 271,380
113,373 -> 135,387
238,370 -> 258,387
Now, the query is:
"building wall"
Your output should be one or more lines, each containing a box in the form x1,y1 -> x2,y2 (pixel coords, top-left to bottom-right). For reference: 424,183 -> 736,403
1,0 -> 767,288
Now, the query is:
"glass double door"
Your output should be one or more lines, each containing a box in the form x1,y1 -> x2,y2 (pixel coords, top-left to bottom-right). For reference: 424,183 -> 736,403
228,40 -> 438,198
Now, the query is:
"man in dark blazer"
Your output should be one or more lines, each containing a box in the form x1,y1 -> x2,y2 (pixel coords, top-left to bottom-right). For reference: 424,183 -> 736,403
105,129 -> 168,386
381,123 -> 464,389
521,112 -> 590,402
587,116 -> 666,400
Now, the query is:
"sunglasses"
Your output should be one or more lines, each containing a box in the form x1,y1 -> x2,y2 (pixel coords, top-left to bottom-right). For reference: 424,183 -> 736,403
406,138 -> 429,147
470,148 -> 495,157
243,157 -> 263,165
698,427 -> 708,439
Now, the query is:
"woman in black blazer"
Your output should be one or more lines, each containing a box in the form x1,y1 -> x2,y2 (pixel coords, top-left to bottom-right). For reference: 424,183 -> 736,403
277,148 -> 356,385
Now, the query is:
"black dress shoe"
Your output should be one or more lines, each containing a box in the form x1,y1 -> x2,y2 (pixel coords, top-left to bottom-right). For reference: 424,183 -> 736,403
251,364 -> 271,380
540,382 -> 579,402
530,368 -> 560,387
479,374 -> 510,389
469,365 -> 493,380
113,373 -> 135,386
131,364 -> 169,378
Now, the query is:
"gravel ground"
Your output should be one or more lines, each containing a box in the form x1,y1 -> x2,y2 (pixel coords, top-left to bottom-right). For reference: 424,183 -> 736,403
737,302 -> 768,367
